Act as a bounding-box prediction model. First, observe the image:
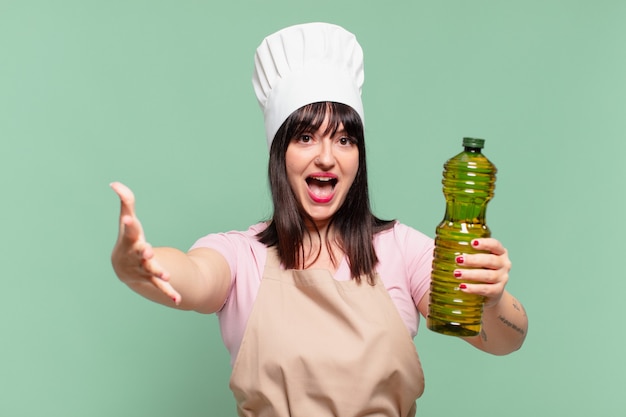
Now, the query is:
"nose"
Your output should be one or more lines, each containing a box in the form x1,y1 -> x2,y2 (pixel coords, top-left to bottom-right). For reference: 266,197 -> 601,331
315,140 -> 336,169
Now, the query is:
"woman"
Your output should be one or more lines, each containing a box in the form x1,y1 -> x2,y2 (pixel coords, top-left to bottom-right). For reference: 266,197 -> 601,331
111,22 -> 527,416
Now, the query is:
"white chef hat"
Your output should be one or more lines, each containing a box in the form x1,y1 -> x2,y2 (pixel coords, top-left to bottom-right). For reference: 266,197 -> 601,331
252,22 -> 365,148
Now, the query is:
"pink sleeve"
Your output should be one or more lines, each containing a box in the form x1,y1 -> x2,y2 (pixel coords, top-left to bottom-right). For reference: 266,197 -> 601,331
401,225 -> 434,308
190,232 -> 241,287
375,223 -> 434,337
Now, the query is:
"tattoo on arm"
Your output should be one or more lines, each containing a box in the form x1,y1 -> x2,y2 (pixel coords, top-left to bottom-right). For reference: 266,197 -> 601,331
498,315 -> 526,336
511,297 -> 527,317
480,328 -> 488,342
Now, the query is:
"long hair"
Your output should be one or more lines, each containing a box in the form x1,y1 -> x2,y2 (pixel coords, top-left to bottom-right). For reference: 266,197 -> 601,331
257,102 -> 394,284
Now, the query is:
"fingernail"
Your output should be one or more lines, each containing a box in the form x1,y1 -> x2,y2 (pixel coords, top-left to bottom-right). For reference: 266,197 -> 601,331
454,270 -> 462,278
456,256 -> 464,264
459,284 -> 467,290
472,240 -> 479,247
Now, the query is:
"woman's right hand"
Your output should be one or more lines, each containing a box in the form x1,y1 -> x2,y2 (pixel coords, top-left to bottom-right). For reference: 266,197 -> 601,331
110,182 -> 181,304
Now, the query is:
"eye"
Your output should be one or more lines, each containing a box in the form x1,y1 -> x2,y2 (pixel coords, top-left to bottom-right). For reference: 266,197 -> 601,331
338,136 -> 356,146
298,134 -> 312,143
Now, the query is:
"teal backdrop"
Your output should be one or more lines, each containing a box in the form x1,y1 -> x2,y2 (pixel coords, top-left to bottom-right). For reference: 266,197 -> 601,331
2,0 -> 625,415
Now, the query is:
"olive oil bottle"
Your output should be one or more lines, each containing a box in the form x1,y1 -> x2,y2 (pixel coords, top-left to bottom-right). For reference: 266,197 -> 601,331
428,137 -> 497,337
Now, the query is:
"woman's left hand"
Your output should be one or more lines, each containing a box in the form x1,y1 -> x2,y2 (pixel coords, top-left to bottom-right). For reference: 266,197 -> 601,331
454,238 -> 512,308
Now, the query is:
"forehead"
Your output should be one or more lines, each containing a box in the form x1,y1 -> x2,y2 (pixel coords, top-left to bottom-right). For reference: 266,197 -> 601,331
295,113 -> 349,138
313,117 -> 346,135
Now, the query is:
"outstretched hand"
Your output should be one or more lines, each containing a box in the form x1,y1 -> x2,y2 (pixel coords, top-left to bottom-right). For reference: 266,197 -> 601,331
454,238 -> 512,308
110,182 -> 181,304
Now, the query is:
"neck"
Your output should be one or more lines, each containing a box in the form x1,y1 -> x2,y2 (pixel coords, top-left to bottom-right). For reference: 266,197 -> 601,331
304,217 -> 331,234
301,226 -> 342,270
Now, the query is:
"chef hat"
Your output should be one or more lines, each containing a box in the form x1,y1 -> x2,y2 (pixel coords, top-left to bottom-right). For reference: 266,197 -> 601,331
252,22 -> 365,148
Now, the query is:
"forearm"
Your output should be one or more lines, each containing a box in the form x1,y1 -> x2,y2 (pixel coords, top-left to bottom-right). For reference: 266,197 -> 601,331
465,291 -> 528,355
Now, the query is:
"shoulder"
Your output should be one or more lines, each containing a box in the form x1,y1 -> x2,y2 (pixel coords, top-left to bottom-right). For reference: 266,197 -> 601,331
190,222 -> 269,277
190,222 -> 268,251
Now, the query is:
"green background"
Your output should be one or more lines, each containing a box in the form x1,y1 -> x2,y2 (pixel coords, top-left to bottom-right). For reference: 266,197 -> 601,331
2,0 -> 624,415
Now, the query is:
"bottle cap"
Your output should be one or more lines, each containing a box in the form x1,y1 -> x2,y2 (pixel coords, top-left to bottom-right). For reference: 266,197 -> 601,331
463,137 -> 485,149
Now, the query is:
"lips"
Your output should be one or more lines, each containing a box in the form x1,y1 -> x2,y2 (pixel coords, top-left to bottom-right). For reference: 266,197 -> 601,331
306,174 -> 338,203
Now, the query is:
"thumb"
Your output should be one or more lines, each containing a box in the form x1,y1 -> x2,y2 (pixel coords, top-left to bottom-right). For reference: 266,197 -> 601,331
110,181 -> 136,219
110,181 -> 145,243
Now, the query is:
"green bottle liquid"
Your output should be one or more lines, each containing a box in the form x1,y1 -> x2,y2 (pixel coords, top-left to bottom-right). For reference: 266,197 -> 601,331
427,137 -> 497,337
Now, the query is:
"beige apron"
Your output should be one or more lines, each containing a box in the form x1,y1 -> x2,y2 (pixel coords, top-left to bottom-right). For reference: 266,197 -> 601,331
230,249 -> 425,417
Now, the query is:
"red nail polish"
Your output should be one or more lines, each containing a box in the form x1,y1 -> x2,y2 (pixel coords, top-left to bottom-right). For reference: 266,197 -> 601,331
459,284 -> 467,290
472,240 -> 479,247
456,256 -> 464,264
454,270 -> 462,278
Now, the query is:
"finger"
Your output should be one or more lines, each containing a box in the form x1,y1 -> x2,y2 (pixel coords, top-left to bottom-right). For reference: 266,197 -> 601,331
459,282 -> 505,307
150,275 -> 182,305
456,253 -> 507,270
120,213 -> 145,244
112,182 -> 141,240
141,249 -> 171,282
459,280 -> 504,297
471,238 -> 506,256
110,181 -> 137,219
454,268 -> 504,285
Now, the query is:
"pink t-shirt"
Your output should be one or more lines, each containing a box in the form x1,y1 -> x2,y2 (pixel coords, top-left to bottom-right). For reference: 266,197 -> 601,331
191,221 -> 434,364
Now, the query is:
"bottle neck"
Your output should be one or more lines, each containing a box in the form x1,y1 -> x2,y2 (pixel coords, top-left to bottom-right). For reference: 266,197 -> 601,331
464,146 -> 482,153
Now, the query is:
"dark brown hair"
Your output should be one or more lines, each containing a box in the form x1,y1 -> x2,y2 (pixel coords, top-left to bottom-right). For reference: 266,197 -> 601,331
257,102 -> 394,284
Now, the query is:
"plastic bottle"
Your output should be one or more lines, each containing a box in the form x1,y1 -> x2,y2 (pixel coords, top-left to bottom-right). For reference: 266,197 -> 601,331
427,137 -> 497,337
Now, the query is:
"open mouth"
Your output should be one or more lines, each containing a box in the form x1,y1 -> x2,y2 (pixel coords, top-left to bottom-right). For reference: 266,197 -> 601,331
306,175 -> 337,200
